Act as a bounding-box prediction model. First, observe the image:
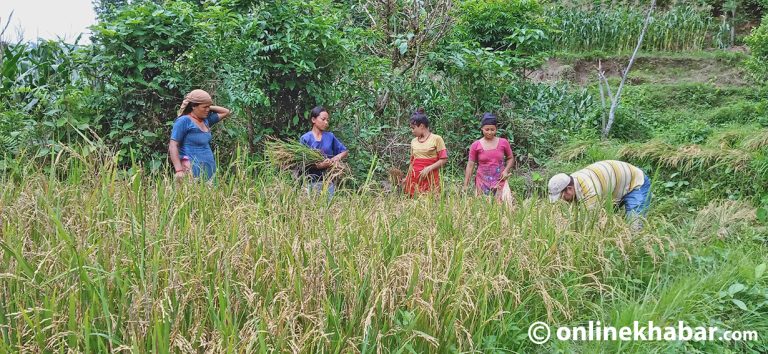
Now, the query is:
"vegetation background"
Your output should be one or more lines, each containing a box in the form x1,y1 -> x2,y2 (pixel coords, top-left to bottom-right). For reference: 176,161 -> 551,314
1,0 -> 768,352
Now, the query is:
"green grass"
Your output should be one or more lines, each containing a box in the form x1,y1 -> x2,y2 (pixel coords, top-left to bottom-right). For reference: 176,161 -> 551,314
1,149 -> 767,352
552,50 -> 749,63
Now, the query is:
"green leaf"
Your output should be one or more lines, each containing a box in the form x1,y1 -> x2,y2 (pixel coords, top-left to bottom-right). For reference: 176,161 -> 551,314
732,299 -> 749,312
0,240 -> 37,282
756,263 -> 767,280
728,283 -> 747,295
398,41 -> 408,55
757,207 -> 768,222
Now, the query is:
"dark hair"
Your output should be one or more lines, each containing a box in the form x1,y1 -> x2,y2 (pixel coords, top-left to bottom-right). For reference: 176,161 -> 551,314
181,102 -> 200,116
568,176 -> 574,187
480,112 -> 497,127
309,106 -> 327,124
409,107 -> 429,128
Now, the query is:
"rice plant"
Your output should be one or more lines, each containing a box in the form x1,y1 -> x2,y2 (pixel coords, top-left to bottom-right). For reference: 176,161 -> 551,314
619,139 -> 752,172
263,137 -> 351,183
0,149 -> 667,352
264,137 -> 326,170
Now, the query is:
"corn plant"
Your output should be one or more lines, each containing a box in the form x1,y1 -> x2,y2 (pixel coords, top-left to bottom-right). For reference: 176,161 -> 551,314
550,5 -> 716,52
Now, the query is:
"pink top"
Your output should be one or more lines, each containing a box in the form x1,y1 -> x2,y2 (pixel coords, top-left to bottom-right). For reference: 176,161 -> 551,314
468,138 -> 514,193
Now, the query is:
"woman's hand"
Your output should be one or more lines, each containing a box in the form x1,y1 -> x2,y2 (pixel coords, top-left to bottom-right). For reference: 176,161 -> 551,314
315,159 -> 333,169
175,171 -> 187,180
418,166 -> 433,181
210,105 -> 231,120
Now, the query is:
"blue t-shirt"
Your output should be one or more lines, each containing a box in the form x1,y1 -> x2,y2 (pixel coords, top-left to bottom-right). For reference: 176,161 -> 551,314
170,112 -> 220,179
300,131 -> 347,180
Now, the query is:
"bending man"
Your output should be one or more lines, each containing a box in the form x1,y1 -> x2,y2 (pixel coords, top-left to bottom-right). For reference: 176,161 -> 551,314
548,160 -> 651,230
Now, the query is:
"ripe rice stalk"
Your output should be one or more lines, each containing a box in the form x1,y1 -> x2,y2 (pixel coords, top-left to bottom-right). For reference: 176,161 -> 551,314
387,167 -> 405,188
690,200 -> 756,241
264,137 -> 350,182
712,127 -> 751,149
556,141 -> 591,162
0,151 -> 676,352
743,129 -> 768,151
264,137 -> 325,171
620,140 -> 751,172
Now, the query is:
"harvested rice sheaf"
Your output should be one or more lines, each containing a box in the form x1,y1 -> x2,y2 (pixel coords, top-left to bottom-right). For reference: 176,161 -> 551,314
264,138 -> 325,170
264,137 -> 350,181
743,129 -> 768,151
619,140 -> 751,172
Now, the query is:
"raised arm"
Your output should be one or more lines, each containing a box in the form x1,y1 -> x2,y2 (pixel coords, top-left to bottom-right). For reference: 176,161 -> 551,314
210,105 -> 231,120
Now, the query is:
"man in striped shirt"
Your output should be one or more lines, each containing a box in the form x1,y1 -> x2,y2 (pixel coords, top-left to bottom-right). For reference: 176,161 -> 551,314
548,160 -> 652,230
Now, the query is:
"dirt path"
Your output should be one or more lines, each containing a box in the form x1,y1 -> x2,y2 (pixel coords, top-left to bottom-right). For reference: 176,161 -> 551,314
530,52 -> 750,87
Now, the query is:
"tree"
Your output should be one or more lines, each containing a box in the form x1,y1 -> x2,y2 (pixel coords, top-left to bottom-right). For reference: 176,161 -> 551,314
598,0 -> 656,139
218,0 -> 353,150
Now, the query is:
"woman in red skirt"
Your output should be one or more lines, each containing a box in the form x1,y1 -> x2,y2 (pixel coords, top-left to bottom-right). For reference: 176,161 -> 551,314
403,108 -> 448,196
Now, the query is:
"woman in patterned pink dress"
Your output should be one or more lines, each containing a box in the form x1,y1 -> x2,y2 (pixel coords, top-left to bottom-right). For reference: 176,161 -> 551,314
463,113 -> 516,205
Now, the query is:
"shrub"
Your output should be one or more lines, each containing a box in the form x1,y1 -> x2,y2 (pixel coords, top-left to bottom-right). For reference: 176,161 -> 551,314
706,101 -> 760,125
745,15 -> 768,82
457,0 -> 552,67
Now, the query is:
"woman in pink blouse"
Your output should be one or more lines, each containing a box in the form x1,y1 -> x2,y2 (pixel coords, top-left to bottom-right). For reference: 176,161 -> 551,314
463,113 -> 516,205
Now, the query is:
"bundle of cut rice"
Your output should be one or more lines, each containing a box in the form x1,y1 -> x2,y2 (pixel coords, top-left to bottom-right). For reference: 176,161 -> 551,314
264,137 -> 350,181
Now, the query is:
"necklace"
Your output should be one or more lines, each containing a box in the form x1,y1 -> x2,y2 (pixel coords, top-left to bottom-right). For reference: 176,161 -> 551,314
190,114 -> 208,132
418,132 -> 431,143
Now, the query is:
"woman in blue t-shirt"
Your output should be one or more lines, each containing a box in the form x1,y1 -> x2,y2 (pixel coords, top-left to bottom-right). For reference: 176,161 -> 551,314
299,106 -> 348,195
168,89 -> 231,181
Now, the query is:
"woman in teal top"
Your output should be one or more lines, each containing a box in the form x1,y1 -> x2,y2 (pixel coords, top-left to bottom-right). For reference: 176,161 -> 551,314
168,89 -> 231,181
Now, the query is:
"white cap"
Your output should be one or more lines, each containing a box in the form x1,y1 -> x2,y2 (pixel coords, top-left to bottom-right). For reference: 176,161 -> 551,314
548,173 -> 571,202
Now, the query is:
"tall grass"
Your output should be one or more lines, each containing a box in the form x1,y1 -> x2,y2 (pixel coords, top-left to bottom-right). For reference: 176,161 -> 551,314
551,5 -> 725,52
0,149 -> 668,352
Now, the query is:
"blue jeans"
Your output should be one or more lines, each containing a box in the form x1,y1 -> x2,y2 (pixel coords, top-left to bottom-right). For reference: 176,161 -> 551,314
621,174 -> 651,229
307,181 -> 335,201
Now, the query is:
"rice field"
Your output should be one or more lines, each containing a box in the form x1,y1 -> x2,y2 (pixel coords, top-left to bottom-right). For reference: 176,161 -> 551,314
0,151 -> 766,352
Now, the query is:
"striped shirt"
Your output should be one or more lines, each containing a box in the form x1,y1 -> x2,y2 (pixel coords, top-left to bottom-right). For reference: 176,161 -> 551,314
572,160 -> 645,208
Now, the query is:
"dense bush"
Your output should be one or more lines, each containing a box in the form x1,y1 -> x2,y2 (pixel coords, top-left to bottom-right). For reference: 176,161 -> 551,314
706,101 -> 761,124
87,1 -> 217,166
457,0 -> 552,63
746,15 -> 768,82
0,40 -> 95,159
